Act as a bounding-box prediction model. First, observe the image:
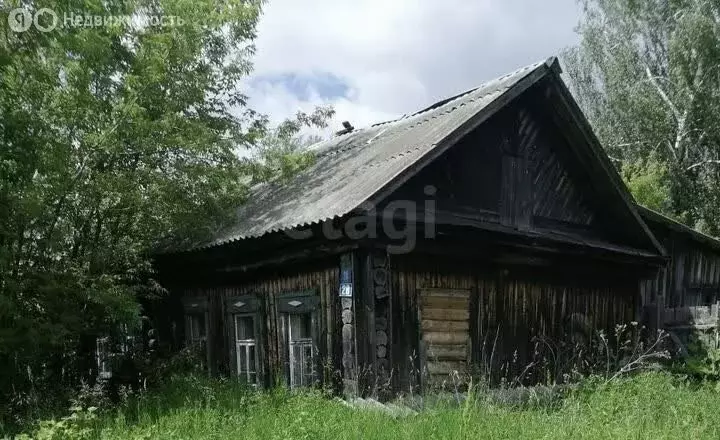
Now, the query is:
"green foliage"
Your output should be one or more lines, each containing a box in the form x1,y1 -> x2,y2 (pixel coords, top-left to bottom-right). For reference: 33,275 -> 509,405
622,158 -> 672,212
245,107 -> 334,183
16,373 -> 720,439
0,0 -> 331,431
563,0 -> 720,236
686,348 -> 720,383
16,406 -> 99,440
681,333 -> 720,385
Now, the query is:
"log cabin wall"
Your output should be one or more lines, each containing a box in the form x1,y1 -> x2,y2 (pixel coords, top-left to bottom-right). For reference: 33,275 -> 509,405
179,257 -> 340,387
389,254 -> 636,391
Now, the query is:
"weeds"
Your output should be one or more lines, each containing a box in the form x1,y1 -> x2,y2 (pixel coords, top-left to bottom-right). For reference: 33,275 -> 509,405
10,323 -> 720,439
13,372 -> 720,439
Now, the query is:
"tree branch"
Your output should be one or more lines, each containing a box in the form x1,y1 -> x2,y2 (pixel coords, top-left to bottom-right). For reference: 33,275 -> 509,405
687,160 -> 720,171
644,65 -> 681,123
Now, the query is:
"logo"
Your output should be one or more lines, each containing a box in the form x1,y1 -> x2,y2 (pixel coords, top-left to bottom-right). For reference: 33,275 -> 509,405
7,7 -> 58,33
34,8 -> 58,32
7,8 -> 32,32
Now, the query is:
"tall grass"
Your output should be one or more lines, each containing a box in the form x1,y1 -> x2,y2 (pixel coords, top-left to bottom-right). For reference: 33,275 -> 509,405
16,373 -> 720,439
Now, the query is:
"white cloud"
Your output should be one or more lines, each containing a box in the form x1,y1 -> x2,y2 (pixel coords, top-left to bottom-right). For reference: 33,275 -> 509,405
244,0 -> 580,132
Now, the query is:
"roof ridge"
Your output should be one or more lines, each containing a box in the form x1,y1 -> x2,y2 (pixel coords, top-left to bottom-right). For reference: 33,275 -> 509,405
313,81 -> 516,160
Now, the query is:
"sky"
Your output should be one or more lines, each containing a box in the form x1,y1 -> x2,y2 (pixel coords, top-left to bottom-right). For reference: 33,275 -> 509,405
245,0 -> 582,133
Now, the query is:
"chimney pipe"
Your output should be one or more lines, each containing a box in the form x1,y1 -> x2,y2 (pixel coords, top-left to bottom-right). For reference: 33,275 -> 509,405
335,121 -> 354,136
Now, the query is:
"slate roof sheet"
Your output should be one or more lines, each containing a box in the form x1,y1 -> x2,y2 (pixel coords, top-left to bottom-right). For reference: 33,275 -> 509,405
204,59 -> 553,248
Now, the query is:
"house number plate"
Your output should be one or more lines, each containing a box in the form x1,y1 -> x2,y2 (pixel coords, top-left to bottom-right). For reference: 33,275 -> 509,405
339,283 -> 353,297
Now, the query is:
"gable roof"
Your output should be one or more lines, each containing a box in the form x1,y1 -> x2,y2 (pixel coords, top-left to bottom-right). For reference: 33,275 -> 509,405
205,59 -> 554,248
201,57 -> 664,257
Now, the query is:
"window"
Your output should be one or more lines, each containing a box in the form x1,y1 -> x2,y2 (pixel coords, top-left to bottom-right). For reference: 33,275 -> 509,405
182,297 -> 210,372
119,323 -> 136,354
277,291 -> 319,389
95,325 -> 140,380
235,315 -> 257,384
286,313 -> 314,388
96,337 -> 112,379
187,313 -> 207,345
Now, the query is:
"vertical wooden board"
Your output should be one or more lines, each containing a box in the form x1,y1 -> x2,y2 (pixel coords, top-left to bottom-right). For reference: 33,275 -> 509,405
207,293 -> 217,375
500,155 -> 515,226
225,298 -> 236,377
706,254 -> 714,286
311,310 -> 321,384
676,252 -> 687,307
698,252 -> 704,285
324,269 -> 333,381
516,156 -> 533,231
278,309 -> 289,385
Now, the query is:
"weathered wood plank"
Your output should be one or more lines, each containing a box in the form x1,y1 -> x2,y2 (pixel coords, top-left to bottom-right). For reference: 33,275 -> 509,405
421,296 -> 470,310
420,288 -> 472,299
421,319 -> 469,332
426,361 -> 468,376
423,331 -> 469,345
425,344 -> 468,361
421,308 -> 470,322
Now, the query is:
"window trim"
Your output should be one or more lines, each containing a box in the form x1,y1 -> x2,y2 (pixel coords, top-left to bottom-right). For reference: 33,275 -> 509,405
227,295 -> 263,386
181,296 -> 211,371
286,313 -> 315,389
182,296 -> 209,346
277,289 -> 320,389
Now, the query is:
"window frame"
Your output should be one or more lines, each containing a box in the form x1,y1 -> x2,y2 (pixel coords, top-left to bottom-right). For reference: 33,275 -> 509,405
234,314 -> 259,385
285,313 -> 315,389
182,296 -> 211,371
227,295 -> 263,386
96,336 -> 112,380
187,312 -> 208,345
95,324 -> 139,380
277,290 -> 320,389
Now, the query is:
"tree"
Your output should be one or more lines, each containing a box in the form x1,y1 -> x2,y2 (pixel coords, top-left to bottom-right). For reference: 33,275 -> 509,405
563,0 -> 720,235
0,0 -> 330,427
245,107 -> 333,183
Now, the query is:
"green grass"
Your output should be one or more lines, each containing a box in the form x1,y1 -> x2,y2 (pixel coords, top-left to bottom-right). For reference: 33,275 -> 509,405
20,373 -> 720,439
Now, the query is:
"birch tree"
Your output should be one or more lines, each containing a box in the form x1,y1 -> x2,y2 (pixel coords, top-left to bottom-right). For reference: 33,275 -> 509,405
564,0 -> 720,235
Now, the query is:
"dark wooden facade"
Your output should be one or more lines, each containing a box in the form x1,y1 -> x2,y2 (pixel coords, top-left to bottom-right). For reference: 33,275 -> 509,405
156,61 -> 720,395
163,258 -> 341,388
389,254 -> 636,390
639,207 -> 720,339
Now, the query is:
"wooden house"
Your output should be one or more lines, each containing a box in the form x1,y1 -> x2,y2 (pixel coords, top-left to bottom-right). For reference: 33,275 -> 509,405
156,57 -> 720,394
